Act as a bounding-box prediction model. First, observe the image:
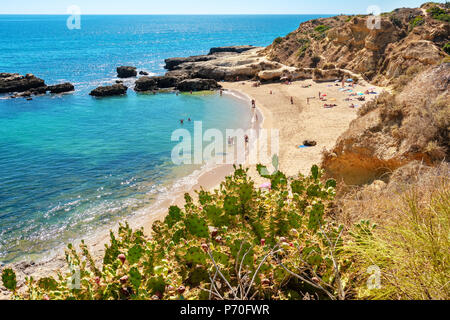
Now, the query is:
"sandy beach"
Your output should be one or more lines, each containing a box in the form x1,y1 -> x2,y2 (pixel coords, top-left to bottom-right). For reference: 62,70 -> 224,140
222,79 -> 383,183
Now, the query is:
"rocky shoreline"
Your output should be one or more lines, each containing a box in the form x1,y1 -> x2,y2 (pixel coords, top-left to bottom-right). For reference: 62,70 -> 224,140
0,73 -> 74,99
1,45 -> 360,100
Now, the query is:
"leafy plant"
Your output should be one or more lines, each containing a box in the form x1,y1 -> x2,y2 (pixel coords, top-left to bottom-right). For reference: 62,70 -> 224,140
4,165 -> 350,300
427,5 -> 450,22
409,15 -> 424,28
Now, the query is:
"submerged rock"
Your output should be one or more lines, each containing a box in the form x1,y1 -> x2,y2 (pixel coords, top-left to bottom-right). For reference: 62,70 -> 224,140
90,84 -> 128,97
117,66 -> 137,78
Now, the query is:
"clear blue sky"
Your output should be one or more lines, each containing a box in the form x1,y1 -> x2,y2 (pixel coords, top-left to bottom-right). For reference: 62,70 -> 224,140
0,0 -> 441,14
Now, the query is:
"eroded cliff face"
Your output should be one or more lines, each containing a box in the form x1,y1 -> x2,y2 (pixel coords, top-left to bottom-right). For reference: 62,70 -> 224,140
322,63 -> 449,185
265,3 -> 449,86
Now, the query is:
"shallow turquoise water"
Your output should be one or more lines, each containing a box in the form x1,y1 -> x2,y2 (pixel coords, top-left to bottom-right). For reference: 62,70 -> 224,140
0,14 -> 330,263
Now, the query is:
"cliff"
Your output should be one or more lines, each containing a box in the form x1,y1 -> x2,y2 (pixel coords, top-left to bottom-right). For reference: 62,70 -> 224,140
322,62 -> 449,185
264,3 -> 449,86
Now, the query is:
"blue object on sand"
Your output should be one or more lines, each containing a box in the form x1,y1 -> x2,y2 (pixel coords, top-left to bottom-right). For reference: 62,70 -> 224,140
298,145 -> 310,148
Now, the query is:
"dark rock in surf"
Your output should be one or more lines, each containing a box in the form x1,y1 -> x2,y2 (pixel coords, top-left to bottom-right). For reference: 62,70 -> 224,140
134,76 -> 158,92
0,73 -> 46,93
47,82 -> 75,94
117,66 -> 137,78
90,84 -> 128,97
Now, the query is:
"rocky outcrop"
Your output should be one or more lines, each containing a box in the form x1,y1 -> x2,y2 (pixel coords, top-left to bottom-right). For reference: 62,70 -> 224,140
117,66 -> 137,78
0,73 -> 46,93
165,55 -> 216,71
47,83 -> 75,94
134,77 -> 157,92
89,84 -> 128,97
264,3 -> 449,86
0,73 -> 76,98
322,63 -> 449,185
176,78 -> 221,91
208,45 -> 256,55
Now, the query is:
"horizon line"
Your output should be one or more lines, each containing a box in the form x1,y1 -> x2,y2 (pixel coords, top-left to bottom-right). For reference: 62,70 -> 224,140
0,13 -> 353,16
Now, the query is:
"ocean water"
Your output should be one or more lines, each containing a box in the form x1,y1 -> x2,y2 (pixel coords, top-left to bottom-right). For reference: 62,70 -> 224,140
0,14 -> 329,263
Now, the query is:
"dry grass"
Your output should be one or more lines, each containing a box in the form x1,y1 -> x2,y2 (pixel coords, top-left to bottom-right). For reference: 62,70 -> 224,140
339,162 -> 450,299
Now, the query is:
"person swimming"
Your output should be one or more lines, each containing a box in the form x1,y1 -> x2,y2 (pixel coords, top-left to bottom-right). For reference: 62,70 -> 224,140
188,118 -> 191,122
180,119 -> 184,124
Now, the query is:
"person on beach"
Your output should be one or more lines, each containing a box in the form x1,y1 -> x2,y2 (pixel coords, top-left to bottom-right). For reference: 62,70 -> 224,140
290,97 -> 294,105
244,135 -> 249,144
270,90 -> 272,95
190,90 -> 193,94
251,99 -> 256,108
220,89 -> 223,96
318,91 -> 321,99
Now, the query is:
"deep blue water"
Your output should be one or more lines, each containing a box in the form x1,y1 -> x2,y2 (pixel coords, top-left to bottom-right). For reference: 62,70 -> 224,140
0,14 -> 329,263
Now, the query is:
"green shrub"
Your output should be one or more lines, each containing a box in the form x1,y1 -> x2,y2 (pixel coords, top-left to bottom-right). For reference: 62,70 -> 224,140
314,25 -> 330,33
5,165 -> 351,300
444,42 -> 450,55
409,15 -> 425,28
427,5 -> 450,22
296,38 -> 310,57
273,37 -> 283,45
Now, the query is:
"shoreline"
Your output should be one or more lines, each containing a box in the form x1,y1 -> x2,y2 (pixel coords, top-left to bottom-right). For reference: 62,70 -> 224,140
1,77 -> 383,298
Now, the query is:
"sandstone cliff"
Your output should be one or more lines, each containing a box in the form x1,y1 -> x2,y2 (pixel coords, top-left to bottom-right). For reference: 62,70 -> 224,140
264,3 -> 449,86
322,62 -> 449,185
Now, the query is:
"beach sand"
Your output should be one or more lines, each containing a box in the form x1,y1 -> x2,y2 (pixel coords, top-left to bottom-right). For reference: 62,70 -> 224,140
222,79 -> 383,184
0,78 -> 383,298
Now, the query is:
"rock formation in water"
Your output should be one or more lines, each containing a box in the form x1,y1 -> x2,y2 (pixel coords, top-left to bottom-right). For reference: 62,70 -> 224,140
117,66 -> 137,78
0,73 -> 46,93
0,73 -> 75,97
89,84 -> 128,97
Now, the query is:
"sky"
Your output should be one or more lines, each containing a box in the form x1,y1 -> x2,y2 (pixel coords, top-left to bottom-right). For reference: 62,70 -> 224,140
0,0 -> 442,14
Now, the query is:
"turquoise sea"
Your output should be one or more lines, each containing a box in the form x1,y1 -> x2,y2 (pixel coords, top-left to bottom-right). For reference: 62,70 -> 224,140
0,14 -> 329,263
